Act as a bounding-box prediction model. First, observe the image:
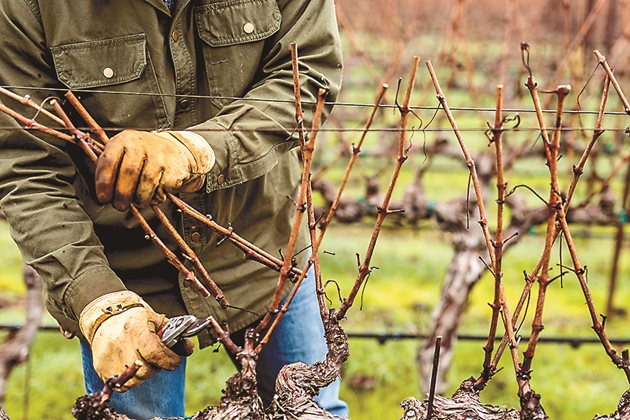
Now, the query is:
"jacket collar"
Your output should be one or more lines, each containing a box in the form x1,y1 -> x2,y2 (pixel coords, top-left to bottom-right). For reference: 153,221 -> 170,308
143,0 -> 194,18
142,0 -> 172,15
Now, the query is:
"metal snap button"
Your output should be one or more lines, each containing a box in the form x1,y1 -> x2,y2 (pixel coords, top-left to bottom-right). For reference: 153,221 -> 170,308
243,22 -> 255,34
190,231 -> 201,242
103,68 -> 114,79
217,174 -> 225,185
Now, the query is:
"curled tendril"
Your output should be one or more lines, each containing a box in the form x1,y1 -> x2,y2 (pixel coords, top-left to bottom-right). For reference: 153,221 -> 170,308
323,279 -> 343,305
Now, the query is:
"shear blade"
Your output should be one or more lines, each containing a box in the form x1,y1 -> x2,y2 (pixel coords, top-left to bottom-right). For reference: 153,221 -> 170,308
182,318 -> 211,337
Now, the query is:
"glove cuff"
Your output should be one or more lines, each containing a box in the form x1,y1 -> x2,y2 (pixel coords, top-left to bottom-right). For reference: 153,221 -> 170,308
156,131 -> 216,175
79,291 -> 148,344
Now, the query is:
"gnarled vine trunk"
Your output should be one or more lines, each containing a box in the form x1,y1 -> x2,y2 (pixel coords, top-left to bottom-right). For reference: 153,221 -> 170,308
400,377 -> 520,419
72,315 -> 348,420
270,314 -> 348,419
417,229 -> 486,394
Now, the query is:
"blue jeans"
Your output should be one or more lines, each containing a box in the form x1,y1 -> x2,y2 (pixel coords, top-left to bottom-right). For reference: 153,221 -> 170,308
81,268 -> 348,419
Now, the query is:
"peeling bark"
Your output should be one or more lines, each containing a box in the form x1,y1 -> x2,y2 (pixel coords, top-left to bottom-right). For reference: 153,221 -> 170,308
72,397 -> 133,420
400,378 -> 520,419
270,314 -> 348,419
192,331 -> 265,420
73,316 -> 348,420
519,390 -> 547,420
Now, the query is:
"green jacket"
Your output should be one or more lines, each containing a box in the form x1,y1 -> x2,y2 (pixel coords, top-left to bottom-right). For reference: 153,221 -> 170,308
0,0 -> 342,346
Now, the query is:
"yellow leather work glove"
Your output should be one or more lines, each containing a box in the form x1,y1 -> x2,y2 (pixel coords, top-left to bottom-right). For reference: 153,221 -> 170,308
79,291 -> 187,392
95,130 -> 215,211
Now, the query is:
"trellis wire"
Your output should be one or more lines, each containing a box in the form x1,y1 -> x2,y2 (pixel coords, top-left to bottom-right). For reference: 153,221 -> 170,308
0,126 -> 627,134
1,324 -> 629,349
1,85 -> 629,116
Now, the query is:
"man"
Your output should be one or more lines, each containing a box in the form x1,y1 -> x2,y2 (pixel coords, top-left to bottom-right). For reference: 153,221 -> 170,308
0,0 -> 346,418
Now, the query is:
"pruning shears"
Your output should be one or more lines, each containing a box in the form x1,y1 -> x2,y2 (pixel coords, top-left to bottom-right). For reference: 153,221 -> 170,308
157,315 -> 211,348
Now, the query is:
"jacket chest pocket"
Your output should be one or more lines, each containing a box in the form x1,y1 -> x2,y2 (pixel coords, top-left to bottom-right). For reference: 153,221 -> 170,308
50,33 -> 170,131
195,0 -> 281,110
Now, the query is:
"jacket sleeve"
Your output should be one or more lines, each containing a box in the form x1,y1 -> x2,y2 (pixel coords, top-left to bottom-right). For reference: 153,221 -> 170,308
190,0 -> 343,192
0,1 -> 126,320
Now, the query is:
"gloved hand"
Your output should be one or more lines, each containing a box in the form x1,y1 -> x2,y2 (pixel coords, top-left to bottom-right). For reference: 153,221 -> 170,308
95,130 -> 215,211
79,291 -> 189,392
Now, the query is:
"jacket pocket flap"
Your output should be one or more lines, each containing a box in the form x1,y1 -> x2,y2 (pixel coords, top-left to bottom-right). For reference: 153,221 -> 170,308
50,34 -> 147,89
195,0 -> 281,47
